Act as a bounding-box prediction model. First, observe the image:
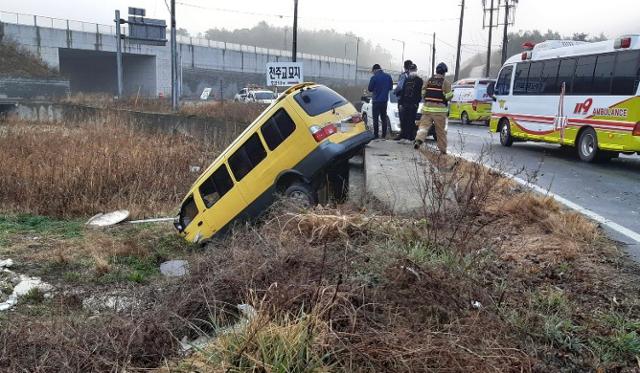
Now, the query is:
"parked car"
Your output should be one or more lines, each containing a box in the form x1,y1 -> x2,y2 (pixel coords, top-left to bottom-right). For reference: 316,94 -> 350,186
175,83 -> 373,243
233,86 -> 267,102
360,85 -> 445,140
448,78 -> 495,125
247,90 -> 277,105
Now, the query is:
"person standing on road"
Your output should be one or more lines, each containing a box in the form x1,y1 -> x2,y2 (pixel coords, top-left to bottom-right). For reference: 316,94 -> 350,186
397,63 -> 423,143
414,62 -> 453,154
393,59 -> 414,141
367,64 -> 393,140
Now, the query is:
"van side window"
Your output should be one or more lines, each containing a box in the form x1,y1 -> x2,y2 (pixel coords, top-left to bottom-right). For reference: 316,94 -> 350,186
572,55 -> 597,95
198,165 -> 234,208
229,133 -> 267,181
260,109 -> 296,151
526,61 -> 544,94
495,65 -> 513,95
513,63 -> 530,95
557,58 -> 577,94
541,60 -> 560,94
592,54 -> 615,95
612,50 -> 640,95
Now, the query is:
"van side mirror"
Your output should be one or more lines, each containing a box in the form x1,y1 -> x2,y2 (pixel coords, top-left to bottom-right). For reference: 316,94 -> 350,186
361,96 -> 371,104
487,82 -> 497,101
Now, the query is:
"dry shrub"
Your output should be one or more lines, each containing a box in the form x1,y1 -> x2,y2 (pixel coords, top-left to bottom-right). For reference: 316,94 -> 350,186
0,120 -> 218,218
541,211 -> 601,242
502,193 -> 560,224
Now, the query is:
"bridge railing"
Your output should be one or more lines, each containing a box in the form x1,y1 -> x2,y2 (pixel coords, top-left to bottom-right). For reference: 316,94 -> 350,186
0,10 -> 354,65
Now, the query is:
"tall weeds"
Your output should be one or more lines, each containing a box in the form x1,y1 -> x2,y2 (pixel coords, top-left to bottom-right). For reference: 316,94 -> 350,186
0,119 -> 219,217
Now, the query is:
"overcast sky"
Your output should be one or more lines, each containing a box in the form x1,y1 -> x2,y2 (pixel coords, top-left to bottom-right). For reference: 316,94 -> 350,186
2,0 -> 638,71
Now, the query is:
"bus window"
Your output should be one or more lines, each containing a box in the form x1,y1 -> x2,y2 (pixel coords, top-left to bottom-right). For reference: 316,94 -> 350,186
526,62 -> 544,94
496,65 -> 513,95
541,60 -> 560,94
199,165 -> 234,208
592,54 -> 615,95
513,63 -> 530,95
557,58 -> 577,94
229,133 -> 267,181
261,109 -> 296,151
612,50 -> 640,95
573,56 -> 597,95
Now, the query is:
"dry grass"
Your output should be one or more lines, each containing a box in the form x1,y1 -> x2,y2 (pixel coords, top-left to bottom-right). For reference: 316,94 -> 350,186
0,119 -> 219,218
0,40 -> 59,78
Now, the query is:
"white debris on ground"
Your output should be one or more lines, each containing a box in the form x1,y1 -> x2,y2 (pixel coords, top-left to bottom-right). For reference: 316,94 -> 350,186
86,210 -> 130,227
179,303 -> 257,354
160,260 -> 189,277
0,259 -> 53,311
82,293 -> 141,314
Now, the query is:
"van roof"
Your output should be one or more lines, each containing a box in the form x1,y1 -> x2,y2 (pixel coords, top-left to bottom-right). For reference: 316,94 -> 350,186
504,35 -> 640,65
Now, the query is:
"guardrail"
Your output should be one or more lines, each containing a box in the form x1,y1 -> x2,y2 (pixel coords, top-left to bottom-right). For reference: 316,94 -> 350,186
0,10 -> 354,65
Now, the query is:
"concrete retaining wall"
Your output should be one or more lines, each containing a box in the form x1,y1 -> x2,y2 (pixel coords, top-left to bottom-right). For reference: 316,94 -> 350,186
0,77 -> 70,100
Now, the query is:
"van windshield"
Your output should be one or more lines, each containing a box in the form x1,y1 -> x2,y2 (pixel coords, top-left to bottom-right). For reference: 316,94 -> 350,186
178,195 -> 198,231
294,86 -> 348,116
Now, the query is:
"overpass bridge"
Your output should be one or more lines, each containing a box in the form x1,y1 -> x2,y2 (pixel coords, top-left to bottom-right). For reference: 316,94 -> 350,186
0,11 -> 375,98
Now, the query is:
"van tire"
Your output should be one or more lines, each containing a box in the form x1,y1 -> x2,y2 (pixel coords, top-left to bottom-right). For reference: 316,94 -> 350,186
461,111 -> 470,126
499,119 -> 513,147
577,127 -> 599,162
285,182 -> 317,206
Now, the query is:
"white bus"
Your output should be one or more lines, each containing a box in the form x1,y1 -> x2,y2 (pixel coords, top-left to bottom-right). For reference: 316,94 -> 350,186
488,35 -> 640,162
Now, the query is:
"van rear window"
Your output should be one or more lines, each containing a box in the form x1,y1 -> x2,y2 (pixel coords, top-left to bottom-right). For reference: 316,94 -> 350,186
294,86 -> 348,116
261,109 -> 296,151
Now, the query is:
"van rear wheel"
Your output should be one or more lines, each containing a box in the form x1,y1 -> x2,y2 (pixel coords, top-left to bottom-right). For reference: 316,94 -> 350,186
461,111 -> 470,126
577,128 -> 599,162
285,182 -> 317,207
499,119 -> 513,147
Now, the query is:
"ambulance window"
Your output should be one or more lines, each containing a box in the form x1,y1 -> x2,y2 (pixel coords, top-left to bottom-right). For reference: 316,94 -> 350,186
513,63 -> 530,95
592,54 -> 615,95
541,60 -> 560,94
199,165 -> 234,208
612,50 -> 640,95
261,109 -> 296,151
573,56 -> 597,95
526,62 -> 544,94
557,58 -> 577,94
179,195 -> 198,230
229,133 -> 267,181
495,65 -> 513,95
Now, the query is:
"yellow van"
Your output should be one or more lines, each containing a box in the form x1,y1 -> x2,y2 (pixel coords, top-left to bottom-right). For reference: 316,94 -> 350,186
448,78 -> 495,125
174,83 -> 374,243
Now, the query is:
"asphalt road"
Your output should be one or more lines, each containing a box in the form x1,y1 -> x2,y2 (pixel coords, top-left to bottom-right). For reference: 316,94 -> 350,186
443,121 -> 640,259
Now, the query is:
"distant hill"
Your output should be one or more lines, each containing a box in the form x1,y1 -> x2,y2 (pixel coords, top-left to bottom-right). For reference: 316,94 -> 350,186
0,40 -> 59,78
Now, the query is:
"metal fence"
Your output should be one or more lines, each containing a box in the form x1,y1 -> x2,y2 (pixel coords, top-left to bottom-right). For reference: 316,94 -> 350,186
0,10 -> 354,65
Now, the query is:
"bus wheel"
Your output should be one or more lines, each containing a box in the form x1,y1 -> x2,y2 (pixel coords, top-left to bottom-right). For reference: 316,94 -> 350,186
461,111 -> 470,126
577,128 -> 599,162
499,119 -> 513,147
285,182 -> 317,207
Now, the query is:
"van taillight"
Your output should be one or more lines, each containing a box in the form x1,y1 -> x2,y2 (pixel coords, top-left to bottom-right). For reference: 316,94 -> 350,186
472,100 -> 479,111
615,37 -> 632,49
633,122 -> 640,136
310,123 -> 337,142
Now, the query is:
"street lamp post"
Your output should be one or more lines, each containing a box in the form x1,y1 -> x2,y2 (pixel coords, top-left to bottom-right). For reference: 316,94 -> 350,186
392,38 -> 406,68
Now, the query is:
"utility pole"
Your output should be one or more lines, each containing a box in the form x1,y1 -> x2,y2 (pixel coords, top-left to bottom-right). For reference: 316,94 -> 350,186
500,0 -> 518,64
454,0 -> 465,81
485,0 -> 495,77
354,37 -> 360,84
114,10 -> 123,98
292,0 -> 298,62
170,0 -> 178,110
431,32 -> 436,75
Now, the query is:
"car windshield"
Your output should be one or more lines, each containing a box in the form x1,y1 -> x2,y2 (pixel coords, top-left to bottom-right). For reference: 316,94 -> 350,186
294,86 -> 348,116
255,92 -> 274,100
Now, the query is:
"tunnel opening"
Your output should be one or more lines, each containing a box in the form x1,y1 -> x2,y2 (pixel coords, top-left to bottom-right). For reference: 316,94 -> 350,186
59,49 -> 156,97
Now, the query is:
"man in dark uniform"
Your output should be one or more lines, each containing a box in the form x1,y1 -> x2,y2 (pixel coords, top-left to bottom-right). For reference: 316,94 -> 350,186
396,63 -> 423,143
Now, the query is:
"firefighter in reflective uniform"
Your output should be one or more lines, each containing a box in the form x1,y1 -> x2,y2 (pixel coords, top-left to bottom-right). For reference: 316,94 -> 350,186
414,62 -> 453,154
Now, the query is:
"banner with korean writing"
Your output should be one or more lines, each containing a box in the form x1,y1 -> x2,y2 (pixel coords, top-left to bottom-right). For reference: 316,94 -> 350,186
266,62 -> 304,87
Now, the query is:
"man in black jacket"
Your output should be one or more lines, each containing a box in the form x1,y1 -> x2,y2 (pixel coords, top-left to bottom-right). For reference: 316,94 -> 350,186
396,64 -> 423,143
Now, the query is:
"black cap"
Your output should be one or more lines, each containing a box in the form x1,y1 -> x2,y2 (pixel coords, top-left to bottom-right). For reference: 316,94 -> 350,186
404,60 -> 413,69
371,64 -> 381,71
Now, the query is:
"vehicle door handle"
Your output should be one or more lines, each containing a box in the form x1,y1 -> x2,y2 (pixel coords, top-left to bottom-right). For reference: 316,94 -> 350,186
197,221 -> 203,227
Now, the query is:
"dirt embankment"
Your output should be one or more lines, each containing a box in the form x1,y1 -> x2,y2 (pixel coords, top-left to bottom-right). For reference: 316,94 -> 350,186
0,41 -> 59,79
